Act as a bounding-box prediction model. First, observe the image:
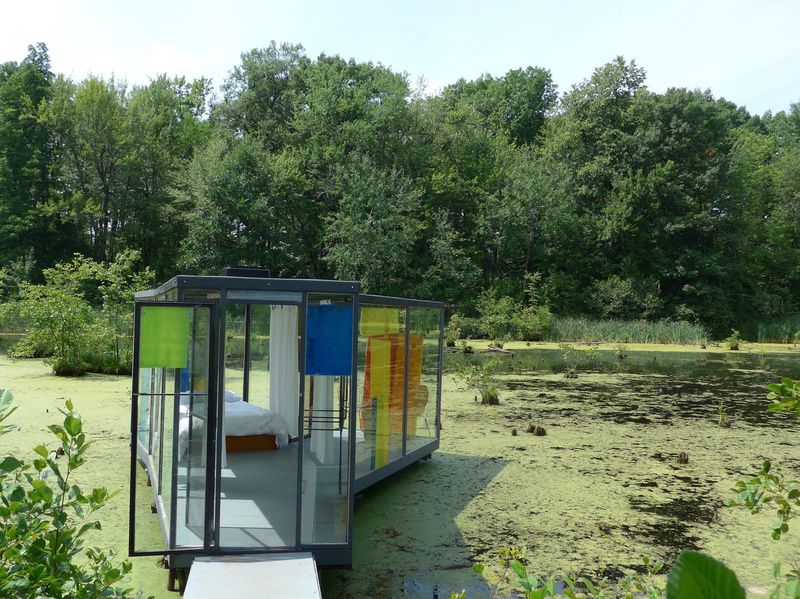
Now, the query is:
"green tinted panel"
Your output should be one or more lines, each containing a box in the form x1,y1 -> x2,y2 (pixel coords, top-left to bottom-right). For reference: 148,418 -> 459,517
140,306 -> 191,368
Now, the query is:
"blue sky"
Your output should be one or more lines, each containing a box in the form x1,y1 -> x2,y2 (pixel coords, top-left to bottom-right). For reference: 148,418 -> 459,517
2,0 -> 798,115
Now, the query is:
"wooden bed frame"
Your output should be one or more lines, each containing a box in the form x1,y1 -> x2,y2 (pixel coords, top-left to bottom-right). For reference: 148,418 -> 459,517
226,434 -> 278,452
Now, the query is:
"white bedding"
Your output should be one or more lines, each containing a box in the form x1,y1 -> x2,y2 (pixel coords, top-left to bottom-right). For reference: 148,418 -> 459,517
177,393 -> 290,459
224,399 -> 289,446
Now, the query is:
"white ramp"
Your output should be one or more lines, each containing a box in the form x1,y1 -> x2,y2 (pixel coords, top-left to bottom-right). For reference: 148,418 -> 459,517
183,553 -> 322,599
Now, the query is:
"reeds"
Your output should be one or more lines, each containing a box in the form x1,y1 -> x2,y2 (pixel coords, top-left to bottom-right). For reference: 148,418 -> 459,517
545,317 -> 708,345
756,314 -> 800,343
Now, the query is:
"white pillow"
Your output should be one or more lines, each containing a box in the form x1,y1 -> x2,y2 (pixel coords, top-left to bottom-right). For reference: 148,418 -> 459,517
224,389 -> 242,403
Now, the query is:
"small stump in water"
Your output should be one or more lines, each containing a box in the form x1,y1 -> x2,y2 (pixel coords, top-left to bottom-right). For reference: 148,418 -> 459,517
482,389 -> 500,405
527,424 -> 547,436
677,451 -> 689,464
511,428 -> 518,436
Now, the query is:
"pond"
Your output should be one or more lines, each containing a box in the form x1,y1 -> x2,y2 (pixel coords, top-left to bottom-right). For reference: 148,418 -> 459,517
321,346 -> 800,598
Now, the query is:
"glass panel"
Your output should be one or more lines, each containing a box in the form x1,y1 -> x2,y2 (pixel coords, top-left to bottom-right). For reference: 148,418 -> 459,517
407,308 -> 441,453
227,290 -> 301,303
301,294 -> 354,545
218,303 -> 300,550
182,288 -> 221,302
161,369 -> 176,544
182,306 -> 211,545
224,304 -> 246,400
246,304 -> 271,409
132,305 -> 211,553
355,304 -> 405,478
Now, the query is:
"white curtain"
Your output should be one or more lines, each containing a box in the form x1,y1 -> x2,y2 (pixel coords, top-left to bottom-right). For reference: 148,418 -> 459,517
269,305 -> 299,438
310,376 -> 335,463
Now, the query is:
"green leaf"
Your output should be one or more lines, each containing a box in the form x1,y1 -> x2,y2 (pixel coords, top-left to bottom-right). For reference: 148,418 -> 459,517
30,479 -> 53,503
64,414 -> 82,437
510,559 -> 527,580
33,444 -> 48,458
0,456 -> 23,473
472,564 -> 485,574
666,551 -> 744,599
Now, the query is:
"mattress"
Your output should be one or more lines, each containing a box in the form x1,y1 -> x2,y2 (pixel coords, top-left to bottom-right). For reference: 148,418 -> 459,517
177,394 -> 290,459
224,399 -> 289,446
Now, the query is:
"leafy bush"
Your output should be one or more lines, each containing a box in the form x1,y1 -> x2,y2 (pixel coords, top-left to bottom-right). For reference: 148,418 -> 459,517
0,390 -> 144,597
11,252 -> 152,376
12,280 -> 94,375
445,313 -> 483,340
444,315 -> 462,346
724,329 -> 742,351
456,357 -> 503,404
514,305 -> 554,341
456,289 -> 554,342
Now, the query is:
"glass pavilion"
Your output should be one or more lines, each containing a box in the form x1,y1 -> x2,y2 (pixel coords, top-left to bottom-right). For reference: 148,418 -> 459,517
129,268 -> 443,571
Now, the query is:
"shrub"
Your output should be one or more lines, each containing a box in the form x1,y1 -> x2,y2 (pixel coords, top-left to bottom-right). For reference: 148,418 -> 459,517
445,313 -> 482,340
513,305 -> 553,341
11,252 -> 152,376
476,292 -> 520,341
456,358 -> 503,404
444,315 -> 462,345
13,282 -> 94,375
464,289 -> 554,342
724,329 -> 742,351
0,390 -> 144,597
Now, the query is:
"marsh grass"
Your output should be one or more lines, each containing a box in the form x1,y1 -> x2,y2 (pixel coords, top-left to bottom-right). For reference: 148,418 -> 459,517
757,314 -> 800,344
546,317 -> 708,345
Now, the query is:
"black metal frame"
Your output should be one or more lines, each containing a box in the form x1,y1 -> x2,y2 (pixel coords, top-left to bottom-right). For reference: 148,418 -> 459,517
130,276 -> 442,567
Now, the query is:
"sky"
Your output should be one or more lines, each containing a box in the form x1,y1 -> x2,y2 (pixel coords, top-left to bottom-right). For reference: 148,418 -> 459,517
1,0 -> 798,115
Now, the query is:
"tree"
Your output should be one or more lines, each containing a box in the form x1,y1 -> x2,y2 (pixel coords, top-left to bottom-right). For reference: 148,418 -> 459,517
539,57 -> 754,335
120,76 -> 211,277
0,44 -> 84,279
442,66 -> 557,146
324,154 -> 421,294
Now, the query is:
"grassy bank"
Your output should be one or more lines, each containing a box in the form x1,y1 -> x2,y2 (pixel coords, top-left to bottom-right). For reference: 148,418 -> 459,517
462,339 -> 797,355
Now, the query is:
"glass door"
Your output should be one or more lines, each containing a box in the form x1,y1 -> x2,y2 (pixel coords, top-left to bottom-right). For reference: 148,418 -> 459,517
130,302 -> 216,556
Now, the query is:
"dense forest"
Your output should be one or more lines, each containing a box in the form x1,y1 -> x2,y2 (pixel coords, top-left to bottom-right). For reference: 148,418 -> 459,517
1,42 -> 799,338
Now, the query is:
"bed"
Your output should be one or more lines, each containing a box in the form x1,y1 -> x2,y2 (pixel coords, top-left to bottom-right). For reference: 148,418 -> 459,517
223,398 -> 289,452
178,391 -> 290,461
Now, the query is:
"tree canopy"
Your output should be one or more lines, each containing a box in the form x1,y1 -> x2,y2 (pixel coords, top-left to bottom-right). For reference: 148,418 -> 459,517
1,42 -> 799,338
